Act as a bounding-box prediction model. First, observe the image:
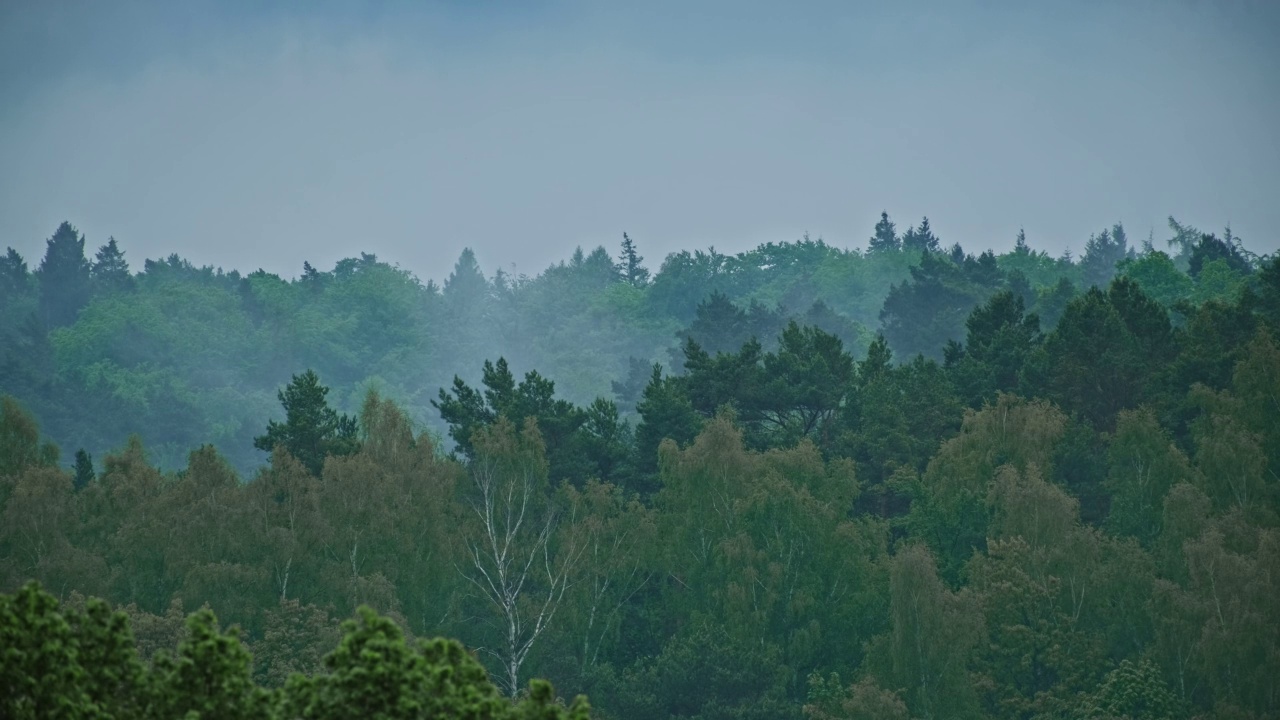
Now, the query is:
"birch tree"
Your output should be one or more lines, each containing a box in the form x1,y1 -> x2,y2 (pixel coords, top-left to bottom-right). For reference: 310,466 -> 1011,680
461,416 -> 582,696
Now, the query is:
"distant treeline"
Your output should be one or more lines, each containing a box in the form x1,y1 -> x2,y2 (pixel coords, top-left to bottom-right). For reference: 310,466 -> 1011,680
1,217 -> 1277,718
0,214 -> 1260,473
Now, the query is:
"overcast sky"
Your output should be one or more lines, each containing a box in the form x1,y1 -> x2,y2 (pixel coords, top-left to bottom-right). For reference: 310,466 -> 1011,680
2,0 -> 1277,282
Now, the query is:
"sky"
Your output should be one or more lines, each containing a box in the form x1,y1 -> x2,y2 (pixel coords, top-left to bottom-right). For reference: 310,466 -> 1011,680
2,0 -> 1278,283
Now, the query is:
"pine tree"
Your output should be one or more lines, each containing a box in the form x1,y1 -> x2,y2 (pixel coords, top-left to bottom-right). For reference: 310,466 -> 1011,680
254,369 -> 359,476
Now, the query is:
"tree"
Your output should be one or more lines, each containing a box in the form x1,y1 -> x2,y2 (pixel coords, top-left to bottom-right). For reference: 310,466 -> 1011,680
1118,249 -> 1192,307
947,290 -> 1042,406
616,232 -> 651,287
901,216 -> 941,254
886,544 -> 981,719
36,221 -> 93,328
1080,223 -> 1129,289
879,252 -> 998,361
1078,659 -> 1183,720
757,321 -> 855,445
672,291 -> 783,366
254,369 -> 359,476
1188,232 -> 1251,279
0,247 -> 31,300
442,247 -> 495,374
634,364 -> 702,476
805,675 -> 910,720
868,211 -> 900,253
1104,408 -> 1196,545
0,396 -> 59,479
280,605 -> 590,719
72,449 -> 94,490
434,357 -> 593,483
91,237 -> 133,294
0,580 -> 90,719
1028,285 -> 1150,430
150,609 -> 273,720
460,418 -> 582,696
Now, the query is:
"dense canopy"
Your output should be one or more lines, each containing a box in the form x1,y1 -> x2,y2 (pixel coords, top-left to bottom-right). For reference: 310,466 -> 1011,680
2,215 -> 1278,719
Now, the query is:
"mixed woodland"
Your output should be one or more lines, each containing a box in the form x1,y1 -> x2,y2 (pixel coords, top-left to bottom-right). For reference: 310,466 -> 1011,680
1,214 -> 1278,719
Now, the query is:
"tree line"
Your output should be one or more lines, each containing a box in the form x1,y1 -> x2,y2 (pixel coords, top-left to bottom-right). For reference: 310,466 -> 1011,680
2,214 -> 1278,718
1,214 -> 1258,475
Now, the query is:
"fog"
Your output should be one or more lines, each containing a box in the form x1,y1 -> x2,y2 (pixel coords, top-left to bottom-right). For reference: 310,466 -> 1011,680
2,0 -> 1277,281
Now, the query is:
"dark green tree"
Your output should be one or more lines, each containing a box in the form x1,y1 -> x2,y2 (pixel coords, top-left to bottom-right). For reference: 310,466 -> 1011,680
634,364 -> 702,476
868,211 -> 900,253
900,216 -> 941,254
758,320 -> 855,445
73,449 -> 95,490
1188,232 -> 1251,278
616,232 -> 651,287
90,237 -> 133,294
880,252 -> 997,361
254,370 -> 359,476
947,290 -> 1042,406
435,357 -> 593,482
37,221 -> 93,328
0,247 -> 31,300
151,609 -> 272,720
1080,223 -> 1130,289
1032,276 -> 1078,330
1026,286 -> 1149,430
0,581 -> 90,719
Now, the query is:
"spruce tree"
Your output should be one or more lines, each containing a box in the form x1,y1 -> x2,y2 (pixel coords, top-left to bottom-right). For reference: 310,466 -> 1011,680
37,221 -> 92,327
617,232 -> 650,286
868,211 -> 900,253
90,237 -> 133,293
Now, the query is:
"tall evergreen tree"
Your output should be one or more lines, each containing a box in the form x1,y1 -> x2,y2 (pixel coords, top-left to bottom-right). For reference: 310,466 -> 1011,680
901,216 -> 941,254
90,237 -> 133,293
616,232 -> 651,286
37,221 -> 93,327
868,211 -> 900,253
1080,223 -> 1130,289
73,449 -> 95,490
0,248 -> 30,299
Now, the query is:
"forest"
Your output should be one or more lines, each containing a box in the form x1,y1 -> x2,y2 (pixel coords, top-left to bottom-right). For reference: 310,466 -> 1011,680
1,214 -> 1278,719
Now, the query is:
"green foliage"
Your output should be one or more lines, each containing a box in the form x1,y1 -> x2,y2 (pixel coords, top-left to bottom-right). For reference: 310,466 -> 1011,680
946,290 -> 1042,407
1077,659 -> 1183,720
1081,223 -> 1131,290
254,369 -> 359,476
1118,250 -> 1192,307
0,396 -> 59,478
3,215 -> 1279,720
0,582 -> 588,720
880,250 -> 1004,361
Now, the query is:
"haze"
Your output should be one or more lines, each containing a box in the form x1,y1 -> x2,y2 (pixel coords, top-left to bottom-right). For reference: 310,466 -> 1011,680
2,0 -> 1278,281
